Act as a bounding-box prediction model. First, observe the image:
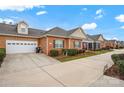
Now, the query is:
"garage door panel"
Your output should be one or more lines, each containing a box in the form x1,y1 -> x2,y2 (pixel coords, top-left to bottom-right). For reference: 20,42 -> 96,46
6,40 -> 37,54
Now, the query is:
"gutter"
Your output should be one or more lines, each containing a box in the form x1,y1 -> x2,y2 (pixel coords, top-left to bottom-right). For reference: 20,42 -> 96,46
41,34 -> 84,40
0,33 -> 41,38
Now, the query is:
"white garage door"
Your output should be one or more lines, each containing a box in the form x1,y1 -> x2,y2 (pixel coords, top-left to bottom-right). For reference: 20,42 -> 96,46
6,40 -> 38,54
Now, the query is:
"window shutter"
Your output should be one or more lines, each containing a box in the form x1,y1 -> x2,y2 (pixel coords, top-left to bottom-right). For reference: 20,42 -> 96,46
63,40 -> 64,48
79,41 -> 81,48
53,40 -> 55,48
73,41 -> 75,48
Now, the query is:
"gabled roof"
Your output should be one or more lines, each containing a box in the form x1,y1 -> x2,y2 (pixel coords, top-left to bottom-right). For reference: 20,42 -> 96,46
87,34 -> 105,41
0,22 -> 108,40
43,27 -> 88,39
0,23 -> 45,37
67,27 -> 85,35
43,27 -> 67,36
67,27 -> 91,40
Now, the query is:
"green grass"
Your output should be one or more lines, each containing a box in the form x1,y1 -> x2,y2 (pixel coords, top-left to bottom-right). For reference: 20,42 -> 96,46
0,48 -> 5,53
55,50 -> 113,62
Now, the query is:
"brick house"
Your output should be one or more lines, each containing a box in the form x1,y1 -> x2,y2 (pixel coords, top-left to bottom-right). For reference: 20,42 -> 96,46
106,40 -> 118,49
0,21 -> 86,55
0,21 -> 114,55
86,34 -> 106,50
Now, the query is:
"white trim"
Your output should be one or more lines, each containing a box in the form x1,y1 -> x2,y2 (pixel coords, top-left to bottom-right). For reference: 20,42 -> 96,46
0,33 -> 40,38
43,34 -> 83,39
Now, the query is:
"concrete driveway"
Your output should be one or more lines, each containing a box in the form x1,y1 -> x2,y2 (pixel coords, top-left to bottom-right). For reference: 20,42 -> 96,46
42,49 -> 124,87
1,49 -> 124,87
0,53 -> 62,86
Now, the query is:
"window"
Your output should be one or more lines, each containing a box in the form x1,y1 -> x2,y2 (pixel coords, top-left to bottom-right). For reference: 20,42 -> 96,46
21,43 -> 23,45
74,41 -> 81,48
12,43 -> 15,45
54,40 -> 64,48
8,43 -> 11,45
24,43 -> 27,45
21,28 -> 26,32
16,43 -> 19,45
88,43 -> 92,49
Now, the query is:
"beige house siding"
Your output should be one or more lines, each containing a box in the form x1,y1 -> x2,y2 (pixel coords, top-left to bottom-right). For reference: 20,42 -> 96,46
70,29 -> 87,39
98,36 -> 104,41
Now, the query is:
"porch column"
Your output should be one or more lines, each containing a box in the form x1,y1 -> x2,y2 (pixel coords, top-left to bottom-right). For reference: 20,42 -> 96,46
92,42 -> 94,50
87,42 -> 89,50
81,41 -> 82,49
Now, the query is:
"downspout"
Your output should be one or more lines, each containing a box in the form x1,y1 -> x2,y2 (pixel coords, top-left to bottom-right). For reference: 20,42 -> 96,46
69,38 -> 71,49
46,36 -> 48,55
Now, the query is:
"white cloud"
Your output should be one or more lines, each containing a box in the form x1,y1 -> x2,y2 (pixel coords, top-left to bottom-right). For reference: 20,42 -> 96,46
96,9 -> 103,15
94,14 -> 103,19
82,8 -> 87,11
112,37 -> 118,40
95,9 -> 104,19
81,23 -> 97,30
115,14 -> 124,22
120,26 -> 124,29
0,18 -> 14,24
36,11 -> 47,15
0,5 -> 44,12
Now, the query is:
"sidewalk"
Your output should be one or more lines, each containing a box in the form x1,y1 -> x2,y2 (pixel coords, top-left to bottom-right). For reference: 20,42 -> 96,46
42,49 -> 124,86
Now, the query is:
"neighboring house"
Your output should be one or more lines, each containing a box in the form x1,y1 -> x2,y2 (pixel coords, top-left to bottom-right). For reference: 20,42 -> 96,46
117,41 -> 124,48
87,34 -> 106,50
107,40 -> 118,49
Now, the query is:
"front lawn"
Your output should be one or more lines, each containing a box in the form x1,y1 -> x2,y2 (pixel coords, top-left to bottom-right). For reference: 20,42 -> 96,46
55,50 -> 113,62
0,48 -> 6,67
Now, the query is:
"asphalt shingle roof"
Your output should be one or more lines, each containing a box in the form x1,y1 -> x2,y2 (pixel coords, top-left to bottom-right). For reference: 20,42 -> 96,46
0,23 -> 107,41
0,23 -> 45,37
43,27 -> 67,36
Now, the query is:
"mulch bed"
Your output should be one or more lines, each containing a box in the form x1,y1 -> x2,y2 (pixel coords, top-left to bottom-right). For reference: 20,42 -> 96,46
104,64 -> 124,80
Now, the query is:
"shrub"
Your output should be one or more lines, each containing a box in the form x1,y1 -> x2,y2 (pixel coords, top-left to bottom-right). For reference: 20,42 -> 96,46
118,54 -> 124,60
78,49 -> 85,54
0,48 -> 6,67
102,46 -> 110,50
67,49 -> 79,56
62,49 -> 79,56
117,60 -> 124,75
49,49 -> 59,57
62,49 -> 68,55
111,54 -> 120,64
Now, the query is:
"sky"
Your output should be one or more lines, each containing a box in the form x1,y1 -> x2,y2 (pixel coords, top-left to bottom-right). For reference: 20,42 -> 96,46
0,5 -> 124,40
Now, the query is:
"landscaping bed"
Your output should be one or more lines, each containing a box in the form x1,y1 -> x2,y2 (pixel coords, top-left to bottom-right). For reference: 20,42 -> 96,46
55,50 -> 113,62
0,48 -> 6,67
104,54 -> 124,80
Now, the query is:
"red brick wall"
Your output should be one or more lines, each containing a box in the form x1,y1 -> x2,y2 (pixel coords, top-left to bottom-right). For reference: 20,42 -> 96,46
69,38 -> 82,49
0,35 -> 38,48
47,36 -> 82,55
47,36 -> 68,55
39,37 -> 47,54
